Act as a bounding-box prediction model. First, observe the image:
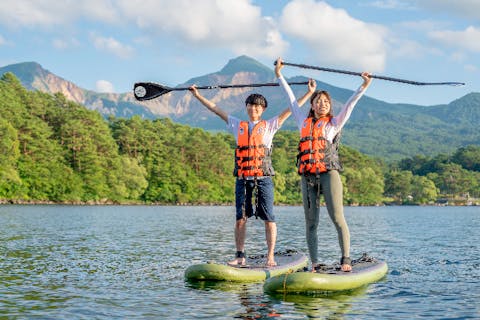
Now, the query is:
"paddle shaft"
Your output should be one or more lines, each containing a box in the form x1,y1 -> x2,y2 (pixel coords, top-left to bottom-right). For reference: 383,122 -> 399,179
133,81 -> 310,101
169,81 -> 309,92
278,61 -> 465,86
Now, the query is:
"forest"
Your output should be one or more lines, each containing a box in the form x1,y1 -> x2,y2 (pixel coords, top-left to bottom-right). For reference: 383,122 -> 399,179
1,72 -> 479,205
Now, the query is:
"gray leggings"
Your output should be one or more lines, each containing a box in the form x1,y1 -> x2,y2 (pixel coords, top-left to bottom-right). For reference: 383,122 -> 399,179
301,170 -> 350,264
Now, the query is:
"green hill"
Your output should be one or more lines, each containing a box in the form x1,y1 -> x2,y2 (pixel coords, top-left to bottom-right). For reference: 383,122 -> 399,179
2,56 -> 479,162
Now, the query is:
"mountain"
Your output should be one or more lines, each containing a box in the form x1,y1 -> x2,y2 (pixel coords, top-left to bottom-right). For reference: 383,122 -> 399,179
0,62 -> 158,119
160,56 -> 480,160
1,56 -> 479,161
160,55 -> 379,130
426,93 -> 480,126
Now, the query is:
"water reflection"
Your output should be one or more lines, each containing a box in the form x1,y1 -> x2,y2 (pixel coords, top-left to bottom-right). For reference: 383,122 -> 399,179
1,205 -> 478,319
186,280 -> 282,319
268,286 -> 367,319
186,279 -> 369,319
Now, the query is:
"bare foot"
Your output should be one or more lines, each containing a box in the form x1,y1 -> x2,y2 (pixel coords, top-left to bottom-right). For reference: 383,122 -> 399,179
265,258 -> 277,267
341,263 -> 352,272
340,257 -> 352,272
227,257 -> 246,266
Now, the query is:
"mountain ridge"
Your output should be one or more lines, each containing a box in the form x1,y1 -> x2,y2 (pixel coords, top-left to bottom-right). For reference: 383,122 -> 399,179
1,56 -> 479,161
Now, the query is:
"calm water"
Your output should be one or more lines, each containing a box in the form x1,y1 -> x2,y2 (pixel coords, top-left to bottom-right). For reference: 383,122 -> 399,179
0,205 -> 479,319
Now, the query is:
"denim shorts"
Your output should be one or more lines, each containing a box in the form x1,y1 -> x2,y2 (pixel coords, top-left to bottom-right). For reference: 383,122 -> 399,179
235,177 -> 274,222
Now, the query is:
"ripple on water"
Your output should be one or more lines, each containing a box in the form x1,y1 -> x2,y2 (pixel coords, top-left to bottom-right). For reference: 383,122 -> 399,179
0,205 -> 478,319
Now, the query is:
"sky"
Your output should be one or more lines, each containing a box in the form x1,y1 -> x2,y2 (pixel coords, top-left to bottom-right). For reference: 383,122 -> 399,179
0,0 -> 479,106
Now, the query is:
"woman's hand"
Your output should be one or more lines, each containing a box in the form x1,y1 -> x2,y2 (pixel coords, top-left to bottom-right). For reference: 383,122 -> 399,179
275,57 -> 284,78
308,78 -> 316,93
361,72 -> 372,89
189,85 -> 200,97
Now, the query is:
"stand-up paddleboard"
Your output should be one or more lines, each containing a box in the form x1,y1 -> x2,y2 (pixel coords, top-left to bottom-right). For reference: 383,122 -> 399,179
263,254 -> 387,293
185,249 -> 308,282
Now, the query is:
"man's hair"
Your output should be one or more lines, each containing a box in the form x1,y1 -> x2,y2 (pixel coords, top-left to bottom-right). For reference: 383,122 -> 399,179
245,93 -> 267,109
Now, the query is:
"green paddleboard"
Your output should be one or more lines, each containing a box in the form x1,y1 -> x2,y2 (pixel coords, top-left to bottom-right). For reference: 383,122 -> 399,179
263,254 -> 388,293
185,250 -> 308,282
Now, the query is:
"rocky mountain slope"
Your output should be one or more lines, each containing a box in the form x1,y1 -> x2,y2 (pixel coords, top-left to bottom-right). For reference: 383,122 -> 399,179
2,56 -> 479,161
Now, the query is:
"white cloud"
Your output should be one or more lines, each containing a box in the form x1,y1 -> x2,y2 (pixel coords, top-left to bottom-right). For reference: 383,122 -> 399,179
95,80 -> 114,93
115,0 -> 288,58
413,0 -> 480,20
0,0 -> 119,28
399,19 -> 449,32
364,0 -> 415,10
52,37 -> 80,50
388,38 -> 435,59
0,0 -> 289,62
228,16 -> 289,57
0,35 -> 5,46
385,20 -> 445,59
279,0 -> 387,72
77,0 -> 119,24
0,1 -> 75,29
464,64 -> 477,72
429,26 -> 480,53
91,34 -> 135,59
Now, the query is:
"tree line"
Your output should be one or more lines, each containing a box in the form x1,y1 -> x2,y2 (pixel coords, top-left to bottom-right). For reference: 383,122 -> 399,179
1,73 -> 479,205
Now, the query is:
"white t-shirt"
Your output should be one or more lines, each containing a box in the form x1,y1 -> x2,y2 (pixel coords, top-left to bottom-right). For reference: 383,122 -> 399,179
227,115 -> 280,148
278,75 -> 367,143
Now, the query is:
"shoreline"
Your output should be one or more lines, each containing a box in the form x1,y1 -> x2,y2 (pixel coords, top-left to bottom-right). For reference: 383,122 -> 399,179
0,199 -> 477,206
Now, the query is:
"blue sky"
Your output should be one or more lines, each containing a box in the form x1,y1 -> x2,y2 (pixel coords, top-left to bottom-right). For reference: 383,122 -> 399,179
0,0 -> 478,106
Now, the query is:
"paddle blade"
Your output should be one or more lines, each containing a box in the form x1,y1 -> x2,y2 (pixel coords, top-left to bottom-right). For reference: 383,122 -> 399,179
133,82 -> 172,101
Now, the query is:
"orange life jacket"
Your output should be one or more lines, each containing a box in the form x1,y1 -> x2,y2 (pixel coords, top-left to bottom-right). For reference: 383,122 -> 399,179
234,121 -> 274,178
297,117 -> 342,175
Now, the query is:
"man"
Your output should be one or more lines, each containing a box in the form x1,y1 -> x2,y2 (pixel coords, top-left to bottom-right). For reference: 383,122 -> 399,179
189,78 -> 301,266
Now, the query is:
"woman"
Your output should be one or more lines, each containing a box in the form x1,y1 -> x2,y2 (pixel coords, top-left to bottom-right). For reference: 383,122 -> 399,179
275,58 -> 372,272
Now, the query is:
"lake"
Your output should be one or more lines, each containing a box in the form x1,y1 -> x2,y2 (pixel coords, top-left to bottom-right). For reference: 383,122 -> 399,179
0,205 -> 479,319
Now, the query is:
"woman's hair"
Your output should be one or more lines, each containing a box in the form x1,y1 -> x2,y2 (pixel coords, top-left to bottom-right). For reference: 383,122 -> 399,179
245,93 -> 268,109
308,90 -> 332,118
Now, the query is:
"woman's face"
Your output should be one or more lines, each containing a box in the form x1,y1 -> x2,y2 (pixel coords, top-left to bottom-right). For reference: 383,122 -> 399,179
311,93 -> 331,118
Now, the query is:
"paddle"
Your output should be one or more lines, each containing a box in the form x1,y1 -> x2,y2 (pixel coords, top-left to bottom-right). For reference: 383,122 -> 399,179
275,61 -> 465,86
133,81 -> 310,101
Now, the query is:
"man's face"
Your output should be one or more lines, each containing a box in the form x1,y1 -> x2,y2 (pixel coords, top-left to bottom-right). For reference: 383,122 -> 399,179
246,103 -> 265,121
